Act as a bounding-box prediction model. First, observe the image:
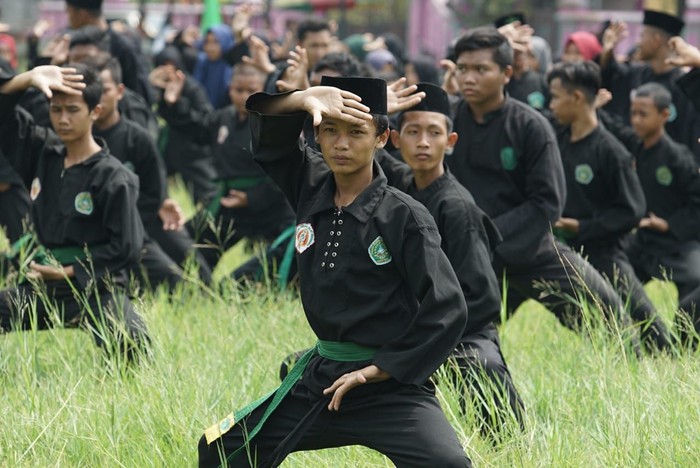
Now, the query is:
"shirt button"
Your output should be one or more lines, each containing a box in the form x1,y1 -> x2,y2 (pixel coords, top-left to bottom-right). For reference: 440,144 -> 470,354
332,252 -> 337,257
337,231 -> 341,236
329,263 -> 335,268
332,220 -> 336,225
338,220 -> 343,225
334,242 -> 339,247
324,252 -> 328,256
321,262 -> 326,267
327,242 -> 331,247
330,231 -> 335,235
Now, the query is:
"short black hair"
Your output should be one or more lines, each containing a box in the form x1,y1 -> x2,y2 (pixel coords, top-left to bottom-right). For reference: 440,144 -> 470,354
453,27 -> 513,70
313,52 -> 364,77
62,62 -> 103,111
632,82 -> 672,111
547,60 -> 601,104
296,17 -> 330,43
69,25 -> 109,51
372,114 -> 389,136
396,111 -> 453,133
83,53 -> 122,85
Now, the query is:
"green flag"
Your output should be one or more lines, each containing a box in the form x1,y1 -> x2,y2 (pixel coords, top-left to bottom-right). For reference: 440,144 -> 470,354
200,0 -> 222,32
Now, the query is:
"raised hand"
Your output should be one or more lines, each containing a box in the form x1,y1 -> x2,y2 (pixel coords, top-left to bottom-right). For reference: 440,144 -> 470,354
594,88 -> 613,109
163,69 -> 186,105
41,34 -> 71,66
242,35 -> 276,74
276,46 -> 310,92
602,21 -> 628,53
386,77 -> 425,114
667,36 -> 700,68
30,66 -> 85,98
439,59 -> 459,95
303,86 -> 372,127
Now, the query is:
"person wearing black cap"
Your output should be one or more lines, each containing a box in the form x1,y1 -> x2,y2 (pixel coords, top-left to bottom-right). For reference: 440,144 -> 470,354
64,0 -> 154,105
599,10 -> 700,158
547,61 -> 671,352
197,77 -> 471,467
0,64 -> 149,360
446,28 -> 639,347
375,82 -> 525,438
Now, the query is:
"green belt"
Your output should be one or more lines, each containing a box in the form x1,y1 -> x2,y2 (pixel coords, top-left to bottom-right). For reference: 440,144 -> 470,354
6,233 -> 92,267
266,224 -> 296,289
205,177 -> 267,217
207,340 -> 378,460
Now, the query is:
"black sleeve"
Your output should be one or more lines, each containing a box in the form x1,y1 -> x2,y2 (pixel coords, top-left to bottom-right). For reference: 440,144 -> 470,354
78,171 -> 144,286
110,30 -> 155,105
245,177 -> 291,213
677,68 -> 700,114
374,149 -> 412,191
157,92 -> 217,145
132,129 -> 167,220
667,149 -> 700,241
598,109 -> 641,153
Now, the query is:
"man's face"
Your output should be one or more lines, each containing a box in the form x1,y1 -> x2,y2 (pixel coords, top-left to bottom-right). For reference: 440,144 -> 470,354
300,30 -> 331,69
638,26 -> 661,61
315,117 -> 387,177
391,111 -> 457,174
631,96 -> 667,140
49,92 -> 100,143
97,69 -> 124,123
455,49 -> 511,105
548,77 -> 578,125
228,73 -> 263,116
68,44 -> 100,63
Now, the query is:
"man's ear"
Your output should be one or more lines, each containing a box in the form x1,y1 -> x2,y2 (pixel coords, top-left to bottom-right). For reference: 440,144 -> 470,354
375,128 -> 390,149
116,83 -> 126,102
503,65 -> 513,85
91,103 -> 103,121
446,131 -> 459,151
390,128 -> 400,148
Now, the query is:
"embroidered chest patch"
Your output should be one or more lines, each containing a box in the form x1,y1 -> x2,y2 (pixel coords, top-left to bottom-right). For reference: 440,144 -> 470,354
295,223 -> 315,254
668,103 -> 677,123
575,164 -> 594,185
527,91 -> 545,110
30,177 -> 41,201
217,125 -> 229,145
74,191 -> 94,215
500,147 -> 517,171
368,236 -> 392,265
656,165 -> 673,186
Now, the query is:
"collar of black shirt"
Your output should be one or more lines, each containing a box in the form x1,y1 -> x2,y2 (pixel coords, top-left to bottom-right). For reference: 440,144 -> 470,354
57,137 -> 110,166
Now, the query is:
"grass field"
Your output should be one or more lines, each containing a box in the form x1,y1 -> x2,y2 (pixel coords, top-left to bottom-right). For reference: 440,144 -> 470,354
2,182 -> 700,466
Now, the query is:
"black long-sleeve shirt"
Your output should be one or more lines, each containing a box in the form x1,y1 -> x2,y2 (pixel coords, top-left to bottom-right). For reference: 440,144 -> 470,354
247,94 -> 467,388
447,96 -> 566,269
677,68 -> 700,114
0,92 -> 143,287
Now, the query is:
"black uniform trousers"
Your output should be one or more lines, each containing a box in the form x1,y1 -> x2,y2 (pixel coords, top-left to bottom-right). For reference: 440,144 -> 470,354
198,380 -> 471,468
499,240 -> 639,348
583,244 -> 671,351
450,323 -> 524,439
144,219 -> 213,286
0,279 -> 149,360
127,237 -> 184,291
627,239 -> 700,343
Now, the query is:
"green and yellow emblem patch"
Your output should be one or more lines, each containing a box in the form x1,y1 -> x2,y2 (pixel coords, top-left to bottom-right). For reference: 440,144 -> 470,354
575,164 -> 594,185
74,191 -> 94,215
656,165 -> 673,186
500,147 -> 517,171
527,91 -> 545,110
368,236 -> 392,266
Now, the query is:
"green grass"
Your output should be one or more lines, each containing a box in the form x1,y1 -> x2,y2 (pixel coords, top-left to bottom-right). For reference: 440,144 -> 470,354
2,182 -> 700,466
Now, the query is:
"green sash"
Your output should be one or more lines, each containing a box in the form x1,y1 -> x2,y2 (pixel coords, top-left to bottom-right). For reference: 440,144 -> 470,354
5,233 -> 89,265
204,340 -> 378,457
205,177 -> 267,217
266,224 -> 296,289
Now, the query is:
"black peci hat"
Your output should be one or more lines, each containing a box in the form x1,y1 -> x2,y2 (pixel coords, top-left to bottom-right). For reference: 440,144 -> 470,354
404,83 -> 450,117
65,0 -> 103,9
494,12 -> 527,29
643,9 -> 685,36
320,75 -> 387,115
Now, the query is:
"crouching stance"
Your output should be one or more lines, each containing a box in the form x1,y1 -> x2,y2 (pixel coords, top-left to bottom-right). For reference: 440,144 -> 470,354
198,77 -> 471,467
0,65 -> 149,360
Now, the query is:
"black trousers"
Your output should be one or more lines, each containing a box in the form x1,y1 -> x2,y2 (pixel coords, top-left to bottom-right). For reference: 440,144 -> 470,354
583,243 -> 671,352
498,241 -> 639,348
164,152 -> 217,206
0,279 -> 149,360
0,183 -> 30,244
627,238 -> 700,342
450,323 -> 524,439
198,380 -> 470,468
127,237 -> 184,291
144,220 -> 213,285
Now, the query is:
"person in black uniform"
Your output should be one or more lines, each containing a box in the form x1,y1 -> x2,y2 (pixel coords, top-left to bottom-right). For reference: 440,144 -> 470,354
620,83 -> 700,346
446,28 -> 637,344
383,83 -> 524,438
0,64 -> 149,360
91,56 -> 209,290
599,10 -> 700,157
547,60 -> 671,351
668,36 -> 700,113
159,63 -> 296,278
0,155 -> 30,245
198,77 -> 471,467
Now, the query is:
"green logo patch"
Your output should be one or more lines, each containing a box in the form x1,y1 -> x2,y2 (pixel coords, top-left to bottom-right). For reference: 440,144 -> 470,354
368,236 -> 392,265
74,191 -> 94,215
655,165 -> 673,186
575,164 -> 594,185
500,147 -> 517,170
527,91 -> 545,110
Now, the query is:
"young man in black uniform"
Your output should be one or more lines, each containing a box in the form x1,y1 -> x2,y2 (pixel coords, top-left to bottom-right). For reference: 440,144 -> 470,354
0,64 -> 149,359
599,10 -> 700,157
198,77 -> 471,467
158,63 -> 296,277
547,61 -> 671,351
384,83 -> 524,437
623,83 -> 700,346
446,28 -> 637,341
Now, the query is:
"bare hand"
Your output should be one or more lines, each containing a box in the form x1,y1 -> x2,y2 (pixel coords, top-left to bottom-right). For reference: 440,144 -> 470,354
149,65 -> 174,89
639,212 -> 669,232
31,19 -> 51,39
30,66 -> 85,99
322,364 -> 390,411
386,78 -> 425,114
667,37 -> 700,68
497,22 -> 534,54
602,21 -> 628,53
440,59 -> 459,95
303,86 -> 372,127
219,189 -> 249,209
594,88 -> 613,109
231,3 -> 254,42
242,35 -> 276,74
164,70 -> 185,105
28,261 -> 72,281
159,198 -> 185,230
276,46 -> 310,92
41,34 -> 71,66
554,217 -> 580,233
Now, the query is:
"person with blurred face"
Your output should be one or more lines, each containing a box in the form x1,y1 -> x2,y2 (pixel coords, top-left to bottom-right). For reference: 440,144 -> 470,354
296,17 -> 332,71
447,28 -> 639,349
548,61 -> 670,352
0,64 -> 149,360
194,24 -> 234,109
599,10 -> 700,159
561,31 -> 602,63
377,83 -> 525,439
